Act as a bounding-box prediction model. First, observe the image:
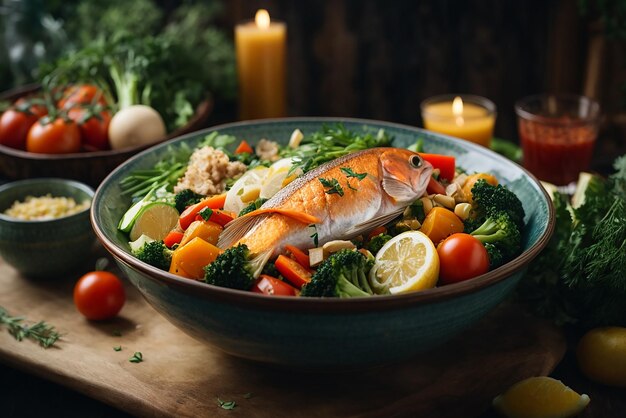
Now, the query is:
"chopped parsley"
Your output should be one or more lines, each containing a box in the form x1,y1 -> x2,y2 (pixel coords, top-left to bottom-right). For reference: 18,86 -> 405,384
217,398 -> 236,410
198,207 -> 213,221
340,167 -> 367,181
319,177 -> 344,196
129,352 -> 143,363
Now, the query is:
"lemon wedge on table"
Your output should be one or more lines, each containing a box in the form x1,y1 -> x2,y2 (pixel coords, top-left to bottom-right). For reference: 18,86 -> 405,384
368,231 -> 439,295
493,376 -> 590,418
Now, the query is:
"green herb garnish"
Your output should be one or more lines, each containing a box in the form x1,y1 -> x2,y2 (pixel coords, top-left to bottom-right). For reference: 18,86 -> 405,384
319,177 -> 344,196
198,207 -> 214,221
309,224 -> 319,247
114,346 -> 122,352
284,124 -> 392,174
129,352 -> 144,363
0,306 -> 61,348
217,398 -> 236,410
341,167 -> 367,181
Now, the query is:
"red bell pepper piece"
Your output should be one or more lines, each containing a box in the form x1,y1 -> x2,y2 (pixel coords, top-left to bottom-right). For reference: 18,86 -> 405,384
419,153 -> 456,182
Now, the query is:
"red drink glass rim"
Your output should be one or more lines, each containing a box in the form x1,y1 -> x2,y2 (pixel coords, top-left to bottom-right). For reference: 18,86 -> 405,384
514,93 -> 600,127
420,94 -> 497,121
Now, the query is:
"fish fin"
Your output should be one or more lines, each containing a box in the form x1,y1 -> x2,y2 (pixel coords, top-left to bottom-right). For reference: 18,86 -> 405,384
342,209 -> 404,238
249,248 -> 273,278
217,214 -> 267,249
242,208 -> 321,225
381,177 -> 414,204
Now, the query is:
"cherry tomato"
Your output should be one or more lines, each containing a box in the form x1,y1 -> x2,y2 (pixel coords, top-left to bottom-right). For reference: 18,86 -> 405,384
251,275 -> 298,296
437,233 -> 489,285
59,85 -> 106,109
0,99 -> 48,150
26,117 -> 81,154
73,271 -> 126,320
67,107 -> 111,150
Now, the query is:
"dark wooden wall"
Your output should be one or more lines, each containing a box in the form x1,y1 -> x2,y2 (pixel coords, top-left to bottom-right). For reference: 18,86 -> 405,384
224,0 -> 575,142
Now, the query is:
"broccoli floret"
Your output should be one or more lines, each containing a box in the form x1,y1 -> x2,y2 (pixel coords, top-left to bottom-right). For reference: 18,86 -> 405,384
203,244 -> 256,290
366,233 -> 392,255
261,260 -> 282,279
470,179 -> 525,229
300,249 -> 374,298
132,240 -> 173,270
238,197 -> 268,217
174,189 -> 204,213
484,243 -> 504,270
471,212 -> 522,264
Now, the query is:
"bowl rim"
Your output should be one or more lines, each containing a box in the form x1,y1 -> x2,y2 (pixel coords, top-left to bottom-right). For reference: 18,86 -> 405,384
92,117 -> 555,313
0,177 -> 94,223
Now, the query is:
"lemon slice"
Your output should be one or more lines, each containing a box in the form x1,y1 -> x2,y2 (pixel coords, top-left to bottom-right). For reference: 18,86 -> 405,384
368,231 -> 439,295
224,166 -> 269,214
493,376 -> 590,418
260,158 -> 300,199
129,202 -> 179,241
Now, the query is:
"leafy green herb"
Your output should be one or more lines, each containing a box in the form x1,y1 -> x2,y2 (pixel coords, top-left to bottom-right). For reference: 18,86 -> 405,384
217,398 -> 237,410
0,306 -> 61,348
198,207 -> 214,221
239,198 -> 268,217
341,167 -> 367,181
319,178 -> 344,196
114,346 -> 122,352
309,224 -> 319,247
519,155 -> 626,328
129,352 -> 144,363
285,124 -> 392,174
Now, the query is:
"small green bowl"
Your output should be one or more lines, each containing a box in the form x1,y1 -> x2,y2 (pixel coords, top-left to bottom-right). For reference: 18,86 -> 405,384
0,178 -> 95,278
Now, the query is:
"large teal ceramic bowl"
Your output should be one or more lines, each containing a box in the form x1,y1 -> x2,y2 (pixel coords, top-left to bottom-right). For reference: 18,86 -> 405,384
92,118 -> 553,368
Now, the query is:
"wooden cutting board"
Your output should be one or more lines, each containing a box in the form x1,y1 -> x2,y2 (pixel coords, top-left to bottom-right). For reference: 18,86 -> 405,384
0,252 -> 565,418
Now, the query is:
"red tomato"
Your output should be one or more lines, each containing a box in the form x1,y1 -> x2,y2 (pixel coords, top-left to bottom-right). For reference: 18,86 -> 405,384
0,100 -> 48,150
437,233 -> 489,285
26,117 -> 81,154
67,107 -> 111,150
73,271 -> 126,320
251,275 -> 298,296
59,85 -> 106,109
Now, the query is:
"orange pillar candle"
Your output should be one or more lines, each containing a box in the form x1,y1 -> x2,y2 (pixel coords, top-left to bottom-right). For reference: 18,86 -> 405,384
235,9 -> 287,120
421,95 -> 496,147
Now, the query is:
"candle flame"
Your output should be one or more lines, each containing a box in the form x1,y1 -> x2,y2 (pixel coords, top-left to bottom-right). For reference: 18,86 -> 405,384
452,96 -> 464,126
255,9 -> 271,29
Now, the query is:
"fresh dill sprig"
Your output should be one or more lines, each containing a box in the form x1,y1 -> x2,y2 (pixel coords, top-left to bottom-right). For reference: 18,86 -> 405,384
0,306 -> 61,348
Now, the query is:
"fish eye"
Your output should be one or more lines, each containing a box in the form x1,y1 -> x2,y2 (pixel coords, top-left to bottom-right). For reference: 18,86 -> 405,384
409,155 -> 423,168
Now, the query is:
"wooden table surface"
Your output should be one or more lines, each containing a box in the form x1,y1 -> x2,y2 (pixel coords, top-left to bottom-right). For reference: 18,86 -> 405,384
0,247 -> 571,418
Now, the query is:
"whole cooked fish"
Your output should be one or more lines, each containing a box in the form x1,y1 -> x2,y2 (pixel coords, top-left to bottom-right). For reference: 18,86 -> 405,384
218,147 -> 433,274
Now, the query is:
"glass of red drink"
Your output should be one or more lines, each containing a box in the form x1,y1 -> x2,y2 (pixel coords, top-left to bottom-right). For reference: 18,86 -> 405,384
515,94 -> 600,185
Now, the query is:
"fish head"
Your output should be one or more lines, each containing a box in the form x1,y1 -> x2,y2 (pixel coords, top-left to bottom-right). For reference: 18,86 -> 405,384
380,149 -> 433,204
